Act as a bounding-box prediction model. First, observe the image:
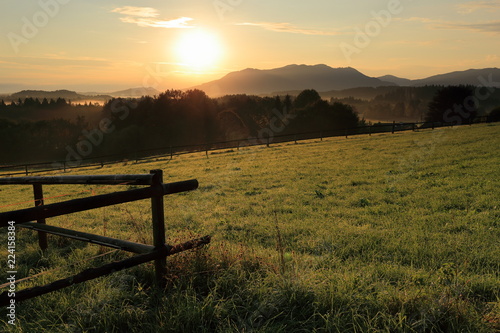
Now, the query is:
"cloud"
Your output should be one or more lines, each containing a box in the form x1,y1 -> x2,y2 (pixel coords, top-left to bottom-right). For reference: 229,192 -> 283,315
400,17 -> 500,34
111,6 -> 159,18
402,17 -> 440,24
119,16 -> 194,29
236,22 -> 340,36
112,6 -> 194,29
383,39 -> 443,47
435,21 -> 500,33
457,0 -> 500,14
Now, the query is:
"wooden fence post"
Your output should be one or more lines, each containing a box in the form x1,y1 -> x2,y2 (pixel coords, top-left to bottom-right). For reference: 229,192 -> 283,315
150,170 -> 166,287
25,165 -> 29,176
369,125 -> 372,136
33,184 -> 48,251
392,121 -> 396,134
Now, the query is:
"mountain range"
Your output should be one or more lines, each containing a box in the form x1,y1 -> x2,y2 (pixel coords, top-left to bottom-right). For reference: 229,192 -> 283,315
192,64 -> 500,96
3,65 -> 499,100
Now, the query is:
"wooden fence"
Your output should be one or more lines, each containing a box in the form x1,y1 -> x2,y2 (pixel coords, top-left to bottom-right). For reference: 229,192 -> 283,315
0,116 -> 494,177
0,170 -> 210,306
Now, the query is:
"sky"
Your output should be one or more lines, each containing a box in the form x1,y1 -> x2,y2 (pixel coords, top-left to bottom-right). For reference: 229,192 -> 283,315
1,0 -> 499,93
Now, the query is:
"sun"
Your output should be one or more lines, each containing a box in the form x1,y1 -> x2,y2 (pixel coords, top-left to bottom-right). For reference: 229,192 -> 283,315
174,29 -> 222,71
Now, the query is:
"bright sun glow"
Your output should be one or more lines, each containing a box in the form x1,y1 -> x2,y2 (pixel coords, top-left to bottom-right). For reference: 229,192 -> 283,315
174,29 -> 222,71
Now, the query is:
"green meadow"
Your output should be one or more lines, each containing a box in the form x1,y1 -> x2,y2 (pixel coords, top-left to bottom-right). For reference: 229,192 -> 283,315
1,123 -> 499,332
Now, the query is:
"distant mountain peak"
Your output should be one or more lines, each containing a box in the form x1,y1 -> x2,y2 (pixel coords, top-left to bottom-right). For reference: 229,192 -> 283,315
192,64 -> 394,96
377,75 -> 412,86
109,87 -> 160,97
410,68 -> 500,87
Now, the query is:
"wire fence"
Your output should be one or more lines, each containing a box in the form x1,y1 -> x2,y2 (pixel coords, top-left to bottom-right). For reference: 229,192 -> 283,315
0,116 -> 494,177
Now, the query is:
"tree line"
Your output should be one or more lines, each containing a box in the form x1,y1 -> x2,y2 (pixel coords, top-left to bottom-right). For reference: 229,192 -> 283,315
0,89 -> 361,164
1,86 -> 498,165
330,85 -> 500,122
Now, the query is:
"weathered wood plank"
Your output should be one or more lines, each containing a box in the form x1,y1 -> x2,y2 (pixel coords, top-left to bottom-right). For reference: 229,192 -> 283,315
33,184 -> 48,251
18,222 -> 154,254
0,179 -> 198,227
0,174 -> 155,185
0,236 -> 211,306
150,170 -> 167,286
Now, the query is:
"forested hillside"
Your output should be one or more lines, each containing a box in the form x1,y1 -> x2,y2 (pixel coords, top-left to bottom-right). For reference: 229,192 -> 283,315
0,89 -> 360,164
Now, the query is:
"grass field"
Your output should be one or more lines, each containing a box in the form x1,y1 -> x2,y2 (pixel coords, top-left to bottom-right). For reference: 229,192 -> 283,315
1,123 -> 499,332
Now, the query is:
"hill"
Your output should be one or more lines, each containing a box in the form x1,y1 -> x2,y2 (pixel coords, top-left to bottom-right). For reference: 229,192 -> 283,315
1,122 -> 499,331
5,87 -> 161,102
109,87 -> 161,97
410,68 -> 500,87
192,64 -> 395,96
377,75 -> 412,86
10,89 -> 84,100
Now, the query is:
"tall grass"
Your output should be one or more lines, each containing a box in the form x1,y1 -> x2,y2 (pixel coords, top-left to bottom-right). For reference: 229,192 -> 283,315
1,123 -> 499,332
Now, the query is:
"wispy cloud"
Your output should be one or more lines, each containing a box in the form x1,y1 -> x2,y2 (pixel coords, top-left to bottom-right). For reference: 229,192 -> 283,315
435,21 -> 500,33
400,17 -> 500,34
111,6 -> 159,18
119,16 -> 194,29
457,0 -> 500,14
402,17 -> 441,24
236,22 -> 340,36
112,6 -> 194,29
383,39 -> 443,47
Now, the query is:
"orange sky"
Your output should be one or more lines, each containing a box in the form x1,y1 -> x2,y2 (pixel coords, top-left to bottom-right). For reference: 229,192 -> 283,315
1,0 -> 499,92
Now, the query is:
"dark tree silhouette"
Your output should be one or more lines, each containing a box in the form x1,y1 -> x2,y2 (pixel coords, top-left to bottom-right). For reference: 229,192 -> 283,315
283,94 -> 292,112
426,85 -> 477,124
289,96 -> 359,133
488,107 -> 500,122
294,89 -> 322,109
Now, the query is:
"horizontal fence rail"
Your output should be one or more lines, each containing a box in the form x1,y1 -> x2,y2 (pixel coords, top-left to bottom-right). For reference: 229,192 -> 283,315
0,236 -> 211,306
0,179 -> 198,226
0,174 -> 156,185
18,222 -> 155,254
